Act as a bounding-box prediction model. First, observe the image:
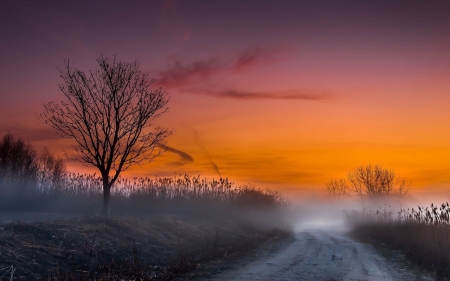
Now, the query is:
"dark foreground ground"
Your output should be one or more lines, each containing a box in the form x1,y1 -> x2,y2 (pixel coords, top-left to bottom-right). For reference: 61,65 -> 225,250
181,230 -> 435,281
0,214 -> 290,280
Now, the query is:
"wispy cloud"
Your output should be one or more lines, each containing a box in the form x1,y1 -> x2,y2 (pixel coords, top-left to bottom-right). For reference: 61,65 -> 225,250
157,46 -> 332,102
190,128 -> 221,177
175,124 -> 221,177
157,56 -> 223,89
157,47 -> 281,89
156,47 -> 329,102
157,143 -> 194,166
208,90 -> 330,101
232,46 -> 279,73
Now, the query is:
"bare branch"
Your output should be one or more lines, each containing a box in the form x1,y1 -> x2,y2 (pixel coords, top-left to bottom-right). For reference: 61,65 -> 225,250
346,164 -> 410,198
324,178 -> 349,198
37,55 -> 172,215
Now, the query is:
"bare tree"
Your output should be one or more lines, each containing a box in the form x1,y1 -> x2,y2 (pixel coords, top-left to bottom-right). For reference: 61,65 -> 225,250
324,165 -> 410,199
324,178 -> 349,198
38,55 -> 171,215
347,164 -> 409,198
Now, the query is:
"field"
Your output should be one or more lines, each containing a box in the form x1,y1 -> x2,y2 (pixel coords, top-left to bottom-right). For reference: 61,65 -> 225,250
0,214 -> 289,280
0,174 -> 290,280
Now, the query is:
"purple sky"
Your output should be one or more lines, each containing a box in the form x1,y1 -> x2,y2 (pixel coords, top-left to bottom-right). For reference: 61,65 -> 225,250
1,1 -> 450,197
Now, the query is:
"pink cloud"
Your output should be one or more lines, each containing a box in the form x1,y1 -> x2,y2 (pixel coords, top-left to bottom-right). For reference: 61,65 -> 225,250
157,56 -> 223,89
157,47 -> 283,89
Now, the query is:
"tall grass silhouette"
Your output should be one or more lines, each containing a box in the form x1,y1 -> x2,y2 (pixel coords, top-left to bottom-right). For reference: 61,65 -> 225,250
348,203 -> 450,278
57,173 -> 285,205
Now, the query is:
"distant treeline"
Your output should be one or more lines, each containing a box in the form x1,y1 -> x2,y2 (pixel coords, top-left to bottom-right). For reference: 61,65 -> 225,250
0,133 -> 285,212
0,133 -> 65,192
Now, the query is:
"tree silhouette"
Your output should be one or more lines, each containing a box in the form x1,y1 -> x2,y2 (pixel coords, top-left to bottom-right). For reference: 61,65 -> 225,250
347,164 -> 409,198
325,164 -> 410,198
38,55 -> 171,215
0,133 -> 39,190
0,133 -> 65,194
324,178 -> 348,198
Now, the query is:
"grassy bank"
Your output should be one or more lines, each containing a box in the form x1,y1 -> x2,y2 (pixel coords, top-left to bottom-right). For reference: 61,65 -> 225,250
0,214 -> 290,280
0,173 -> 290,280
348,203 -> 450,279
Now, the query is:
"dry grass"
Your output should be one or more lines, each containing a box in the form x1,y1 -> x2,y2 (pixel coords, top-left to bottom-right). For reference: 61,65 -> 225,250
0,215 -> 289,280
0,169 -> 288,281
0,174 -> 286,214
0,172 -> 289,279
60,173 -> 286,206
348,203 -> 450,279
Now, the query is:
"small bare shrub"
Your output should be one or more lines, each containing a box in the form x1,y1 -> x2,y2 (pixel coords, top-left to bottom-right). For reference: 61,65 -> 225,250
324,178 -> 348,197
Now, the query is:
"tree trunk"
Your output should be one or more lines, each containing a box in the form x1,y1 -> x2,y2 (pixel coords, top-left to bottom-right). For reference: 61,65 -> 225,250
103,180 -> 111,217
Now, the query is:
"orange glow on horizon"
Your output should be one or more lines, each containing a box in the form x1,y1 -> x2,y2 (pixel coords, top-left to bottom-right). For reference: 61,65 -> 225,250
1,1 -> 450,199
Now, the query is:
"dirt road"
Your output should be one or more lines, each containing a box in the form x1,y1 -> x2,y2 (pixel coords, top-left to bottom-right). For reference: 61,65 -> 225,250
194,231 -> 434,281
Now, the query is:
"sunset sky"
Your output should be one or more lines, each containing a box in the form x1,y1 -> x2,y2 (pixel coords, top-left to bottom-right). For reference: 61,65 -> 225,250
1,0 -> 450,197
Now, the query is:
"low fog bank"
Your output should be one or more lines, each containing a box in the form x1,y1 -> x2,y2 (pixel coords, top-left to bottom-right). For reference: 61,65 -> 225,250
280,197 -> 360,233
1,178 -> 447,235
279,191 -> 450,234
0,188 -> 291,236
